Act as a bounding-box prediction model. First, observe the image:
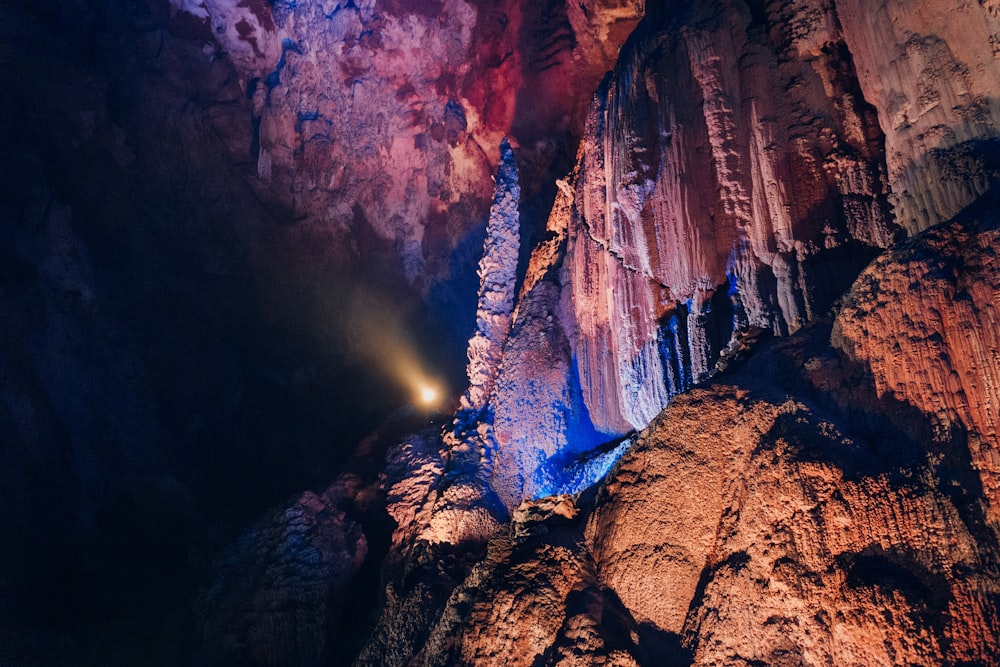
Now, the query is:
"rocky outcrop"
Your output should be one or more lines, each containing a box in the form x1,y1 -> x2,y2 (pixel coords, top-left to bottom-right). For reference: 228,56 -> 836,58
489,173 -> 615,506
411,495 -> 647,667
195,477 -> 368,667
380,203 -> 1000,664
478,0 -> 1000,511
579,204 -> 1000,663
558,0 -> 900,435
833,192 -> 1000,533
165,0 -> 643,289
588,375 -> 1000,665
461,138 -> 521,415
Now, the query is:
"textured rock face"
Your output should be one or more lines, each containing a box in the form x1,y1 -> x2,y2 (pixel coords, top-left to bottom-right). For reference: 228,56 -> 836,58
390,203 -> 1000,663
580,208 -> 1000,661
833,194 -> 1000,533
461,138 -> 521,414
195,478 -> 368,667
489,175 -> 612,506
588,377 -> 1000,665
836,0 -> 1000,234
412,495 -> 645,667
359,196 -> 1000,665
558,0 -> 900,434
166,0 -> 644,288
481,0 -> 1000,510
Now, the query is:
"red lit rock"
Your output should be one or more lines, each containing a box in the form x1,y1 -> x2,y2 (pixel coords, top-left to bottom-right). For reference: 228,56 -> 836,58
834,197 -> 1000,532
165,0 -> 643,290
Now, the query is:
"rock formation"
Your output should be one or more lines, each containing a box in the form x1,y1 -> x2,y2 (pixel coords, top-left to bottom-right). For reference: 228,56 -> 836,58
836,0 -> 1000,234
354,1 -> 1000,664
371,204 -> 1000,664
834,192 -> 1000,535
163,0 -> 644,290
6,0 -> 1000,664
460,138 -> 521,415
195,478 -> 368,666
557,0 -> 901,436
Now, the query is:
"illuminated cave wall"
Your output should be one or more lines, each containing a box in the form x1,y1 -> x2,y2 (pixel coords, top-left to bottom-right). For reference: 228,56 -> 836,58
1,0 -> 647,661
5,0 -> 1000,664
482,0 -> 1000,508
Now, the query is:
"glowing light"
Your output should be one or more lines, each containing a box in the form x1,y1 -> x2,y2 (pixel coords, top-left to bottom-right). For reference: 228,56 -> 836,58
419,385 -> 438,405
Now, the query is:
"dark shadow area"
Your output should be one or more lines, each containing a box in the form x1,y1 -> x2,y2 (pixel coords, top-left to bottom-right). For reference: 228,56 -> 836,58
0,1 -> 479,664
836,545 -> 952,634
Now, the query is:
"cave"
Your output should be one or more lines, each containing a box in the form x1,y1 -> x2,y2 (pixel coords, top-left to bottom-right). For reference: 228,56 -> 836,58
2,0 -> 1000,665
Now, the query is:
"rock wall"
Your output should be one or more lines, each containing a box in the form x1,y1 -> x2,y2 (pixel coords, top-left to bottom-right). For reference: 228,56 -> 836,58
195,479 -> 367,666
836,0 -> 1000,234
353,1 -> 1000,663
587,376 -> 1000,665
485,0 -> 1000,494
833,193 -> 1000,533
387,203 -> 1000,663
166,0 -> 644,288
557,0 -> 900,435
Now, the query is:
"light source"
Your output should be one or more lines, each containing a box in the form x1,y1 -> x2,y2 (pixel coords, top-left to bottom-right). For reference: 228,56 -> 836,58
419,385 -> 438,405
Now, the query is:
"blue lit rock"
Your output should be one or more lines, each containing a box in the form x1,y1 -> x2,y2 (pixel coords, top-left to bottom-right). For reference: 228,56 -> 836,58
461,138 -> 521,415
490,178 -> 611,507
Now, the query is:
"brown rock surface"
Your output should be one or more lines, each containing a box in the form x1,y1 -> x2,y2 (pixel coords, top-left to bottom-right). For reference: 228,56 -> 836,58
367,207 -> 1000,665
589,378 -> 1000,665
834,194 -> 1000,532
580,208 -> 1000,665
412,495 -> 646,666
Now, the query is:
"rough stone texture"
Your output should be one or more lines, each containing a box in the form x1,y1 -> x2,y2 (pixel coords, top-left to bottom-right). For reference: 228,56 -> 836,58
578,208 -> 1000,665
586,338 -> 1000,664
489,173 -> 611,506
836,0 -> 1000,234
166,0 -> 644,289
1,0 -> 642,661
833,193 -> 1000,533
560,0 -> 899,435
411,495 -> 646,667
364,207 -> 1000,666
475,0 -> 1000,519
461,138 -> 521,414
195,477 -> 368,667
356,427 -> 497,667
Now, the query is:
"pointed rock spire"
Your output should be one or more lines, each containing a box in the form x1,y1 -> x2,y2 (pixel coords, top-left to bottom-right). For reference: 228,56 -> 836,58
461,138 -> 521,414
